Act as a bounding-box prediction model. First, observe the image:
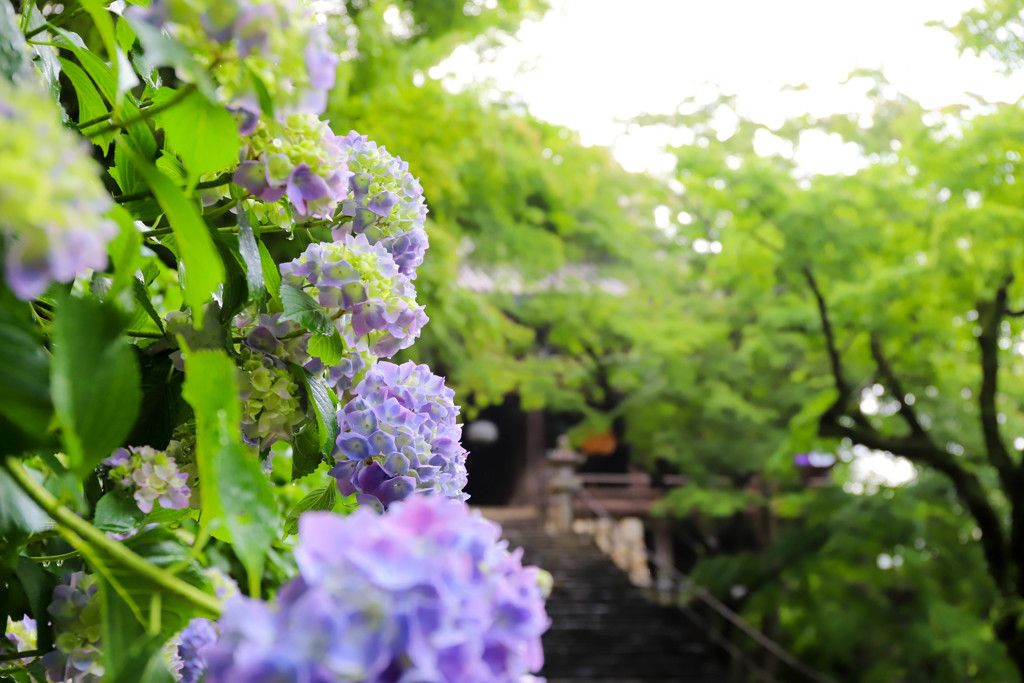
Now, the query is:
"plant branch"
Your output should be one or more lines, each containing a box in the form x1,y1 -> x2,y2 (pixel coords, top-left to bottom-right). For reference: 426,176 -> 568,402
114,171 -> 233,204
24,5 -> 84,39
869,334 -> 931,441
804,269 -> 1010,593
2,458 -> 221,617
819,414 -> 1010,592
978,277 -> 1016,483
87,84 -> 197,138
802,267 -> 871,430
0,649 -> 41,663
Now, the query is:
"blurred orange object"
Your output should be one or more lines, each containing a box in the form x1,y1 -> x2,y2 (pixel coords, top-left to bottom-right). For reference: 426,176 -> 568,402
580,432 -> 616,456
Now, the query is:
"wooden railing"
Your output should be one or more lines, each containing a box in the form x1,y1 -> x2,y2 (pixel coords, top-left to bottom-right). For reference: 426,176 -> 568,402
571,472 -> 687,517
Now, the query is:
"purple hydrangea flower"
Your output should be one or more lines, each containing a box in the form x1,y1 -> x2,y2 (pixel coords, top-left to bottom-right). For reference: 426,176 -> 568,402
333,131 -> 430,278
104,445 -> 191,514
42,573 -> 103,683
129,0 -> 341,117
205,498 -> 549,683
233,115 -> 351,219
330,361 -> 469,509
176,618 -> 218,683
0,80 -> 118,300
279,236 -> 428,358
304,348 -> 374,396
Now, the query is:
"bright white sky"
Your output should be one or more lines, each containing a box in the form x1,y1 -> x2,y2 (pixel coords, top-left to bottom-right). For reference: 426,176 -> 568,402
438,0 -> 1024,174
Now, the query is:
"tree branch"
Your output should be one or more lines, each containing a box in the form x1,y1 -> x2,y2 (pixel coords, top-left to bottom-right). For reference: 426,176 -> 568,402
978,277 -> 1016,484
803,267 -> 1011,593
869,334 -> 931,442
819,415 -> 1010,591
802,267 -> 870,430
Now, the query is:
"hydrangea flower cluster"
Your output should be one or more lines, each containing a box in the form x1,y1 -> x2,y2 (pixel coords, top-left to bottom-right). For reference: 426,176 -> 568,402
240,312 -> 309,364
205,497 -> 549,683
239,310 -> 375,399
130,0 -> 338,116
0,79 -> 117,300
280,235 -> 428,358
166,568 -> 238,682
104,444 -> 191,514
305,348 -> 374,396
233,115 -> 351,218
175,618 -> 219,683
238,351 -> 306,449
42,573 -> 103,683
331,361 -> 469,509
4,615 -> 36,664
334,131 -> 430,278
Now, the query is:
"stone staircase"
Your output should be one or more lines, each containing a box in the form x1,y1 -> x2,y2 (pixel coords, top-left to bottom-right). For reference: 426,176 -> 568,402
481,508 -> 731,683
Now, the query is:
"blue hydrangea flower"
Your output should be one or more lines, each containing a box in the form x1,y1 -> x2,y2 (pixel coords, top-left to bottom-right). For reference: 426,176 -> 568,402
42,573 -> 103,683
205,498 -> 549,683
176,618 -> 218,683
104,445 -> 191,514
233,115 -> 351,219
304,348 -> 374,396
0,79 -> 118,300
330,361 -> 469,509
279,236 -> 427,358
130,0 -> 340,117
333,131 -> 430,278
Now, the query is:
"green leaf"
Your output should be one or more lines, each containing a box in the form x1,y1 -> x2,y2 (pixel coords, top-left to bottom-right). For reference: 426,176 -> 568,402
115,15 -> 137,55
106,206 -> 143,299
12,557 -> 58,652
107,635 -> 176,683
125,147 -> 225,325
124,16 -> 215,99
181,349 -> 277,595
300,368 -> 338,457
291,422 -> 323,480
52,28 -> 115,105
284,485 -> 336,536
0,470 -> 51,548
280,285 -> 334,335
259,240 -> 282,304
236,203 -> 265,298
59,58 -> 116,151
0,294 -> 53,451
307,328 -> 344,366
132,277 -> 166,333
0,1 -> 30,80
93,491 -> 145,536
78,0 -> 119,73
50,297 -> 141,474
21,5 -> 62,101
145,507 -> 190,526
99,573 -> 145,680
90,527 -> 213,651
152,88 -> 239,184
248,68 -> 274,120
77,0 -> 138,100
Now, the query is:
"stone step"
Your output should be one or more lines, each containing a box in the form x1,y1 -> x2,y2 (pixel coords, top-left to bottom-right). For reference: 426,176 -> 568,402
480,508 -> 731,682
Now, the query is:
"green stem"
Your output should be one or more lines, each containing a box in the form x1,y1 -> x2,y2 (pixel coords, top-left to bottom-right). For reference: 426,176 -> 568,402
0,649 -> 40,663
25,5 -> 85,39
77,99 -> 153,131
28,549 -> 81,563
3,458 -> 221,617
114,170 -> 233,205
88,83 -> 198,138
126,330 -> 165,339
